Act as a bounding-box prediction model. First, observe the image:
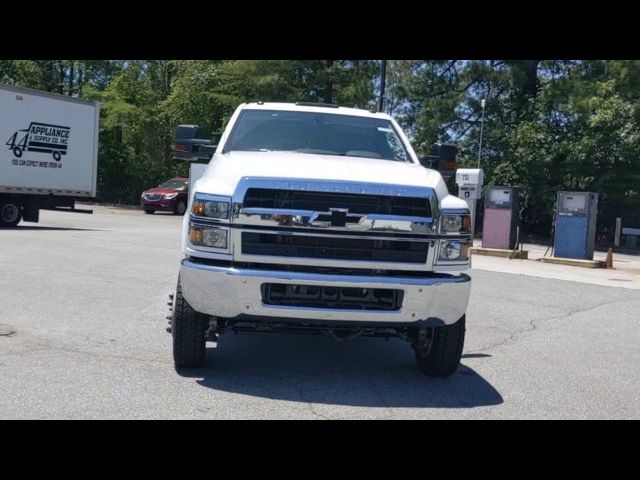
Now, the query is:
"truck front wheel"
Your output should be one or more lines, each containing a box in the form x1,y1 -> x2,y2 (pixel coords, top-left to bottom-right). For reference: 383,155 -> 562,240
412,315 -> 466,377
0,199 -> 23,228
172,276 -> 207,369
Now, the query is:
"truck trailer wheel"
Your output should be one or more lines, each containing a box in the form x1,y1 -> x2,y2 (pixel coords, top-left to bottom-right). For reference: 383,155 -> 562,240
172,276 -> 207,369
413,315 -> 466,377
0,199 -> 22,228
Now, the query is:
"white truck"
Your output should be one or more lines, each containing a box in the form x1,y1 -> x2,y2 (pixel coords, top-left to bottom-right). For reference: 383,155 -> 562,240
172,102 -> 472,377
0,84 -> 100,227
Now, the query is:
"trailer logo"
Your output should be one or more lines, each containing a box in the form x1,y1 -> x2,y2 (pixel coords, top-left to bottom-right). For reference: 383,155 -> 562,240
6,122 -> 70,163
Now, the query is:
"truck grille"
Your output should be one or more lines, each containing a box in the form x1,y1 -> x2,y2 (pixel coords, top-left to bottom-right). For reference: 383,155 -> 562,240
262,283 -> 404,311
243,188 -> 431,217
241,232 -> 428,263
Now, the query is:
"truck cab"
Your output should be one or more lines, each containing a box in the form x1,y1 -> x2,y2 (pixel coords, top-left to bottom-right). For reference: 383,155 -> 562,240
171,102 -> 472,377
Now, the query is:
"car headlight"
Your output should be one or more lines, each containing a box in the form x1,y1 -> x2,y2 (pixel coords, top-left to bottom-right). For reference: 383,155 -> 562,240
440,213 -> 471,233
164,192 -> 178,199
189,225 -> 228,249
191,194 -> 231,220
438,239 -> 472,262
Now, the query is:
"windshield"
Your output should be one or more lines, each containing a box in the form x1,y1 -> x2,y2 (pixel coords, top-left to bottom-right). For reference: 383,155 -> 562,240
223,109 -> 412,162
159,179 -> 187,189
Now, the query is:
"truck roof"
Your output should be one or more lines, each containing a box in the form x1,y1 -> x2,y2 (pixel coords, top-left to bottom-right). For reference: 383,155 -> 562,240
240,102 -> 392,120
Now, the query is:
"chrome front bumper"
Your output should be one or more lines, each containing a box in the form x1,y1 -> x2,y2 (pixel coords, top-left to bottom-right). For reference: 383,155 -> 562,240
179,259 -> 470,326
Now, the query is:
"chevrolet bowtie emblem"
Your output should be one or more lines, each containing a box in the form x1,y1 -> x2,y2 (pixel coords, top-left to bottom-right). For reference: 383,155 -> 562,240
313,208 -> 360,227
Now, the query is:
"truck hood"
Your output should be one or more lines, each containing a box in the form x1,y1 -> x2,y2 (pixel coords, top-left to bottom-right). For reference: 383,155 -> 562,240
194,151 -> 458,204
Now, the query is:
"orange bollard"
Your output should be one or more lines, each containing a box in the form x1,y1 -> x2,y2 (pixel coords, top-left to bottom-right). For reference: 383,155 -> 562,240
605,247 -> 613,269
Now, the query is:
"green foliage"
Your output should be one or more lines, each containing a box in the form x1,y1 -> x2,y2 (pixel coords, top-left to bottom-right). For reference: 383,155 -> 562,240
0,59 -> 380,204
389,59 -> 640,236
1,59 -> 639,239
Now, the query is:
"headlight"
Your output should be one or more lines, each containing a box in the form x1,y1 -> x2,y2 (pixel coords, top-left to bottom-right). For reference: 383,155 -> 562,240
441,213 -> 471,233
164,192 -> 178,199
438,239 -> 471,262
189,225 -> 228,249
191,194 -> 231,220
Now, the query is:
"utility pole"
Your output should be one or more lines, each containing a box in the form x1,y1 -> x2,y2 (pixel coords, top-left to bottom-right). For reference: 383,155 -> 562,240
378,60 -> 387,112
477,97 -> 486,168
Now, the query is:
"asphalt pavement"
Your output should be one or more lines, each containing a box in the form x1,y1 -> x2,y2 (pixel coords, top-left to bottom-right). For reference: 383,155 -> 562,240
1,206 -> 638,419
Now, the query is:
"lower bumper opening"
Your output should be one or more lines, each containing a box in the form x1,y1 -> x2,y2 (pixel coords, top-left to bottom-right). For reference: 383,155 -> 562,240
261,283 -> 403,311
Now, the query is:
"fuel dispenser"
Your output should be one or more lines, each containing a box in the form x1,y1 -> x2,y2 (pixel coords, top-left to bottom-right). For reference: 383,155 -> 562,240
482,186 -> 522,250
455,169 -> 484,237
553,191 -> 599,260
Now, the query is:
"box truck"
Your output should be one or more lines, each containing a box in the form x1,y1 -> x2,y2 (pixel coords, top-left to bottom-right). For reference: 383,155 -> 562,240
0,84 -> 99,227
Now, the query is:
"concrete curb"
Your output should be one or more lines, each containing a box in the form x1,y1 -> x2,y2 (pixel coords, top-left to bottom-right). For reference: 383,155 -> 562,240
539,257 -> 606,269
471,247 -> 529,259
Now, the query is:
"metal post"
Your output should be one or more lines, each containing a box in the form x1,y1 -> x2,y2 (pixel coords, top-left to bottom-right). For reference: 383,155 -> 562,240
614,217 -> 622,247
378,60 -> 387,113
477,98 -> 486,168
469,199 -> 477,241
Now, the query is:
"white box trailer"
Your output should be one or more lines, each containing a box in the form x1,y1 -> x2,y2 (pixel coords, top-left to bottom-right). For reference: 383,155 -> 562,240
0,83 -> 99,227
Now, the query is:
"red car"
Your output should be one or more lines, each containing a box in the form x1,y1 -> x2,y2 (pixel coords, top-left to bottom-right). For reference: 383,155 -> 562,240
140,177 -> 190,215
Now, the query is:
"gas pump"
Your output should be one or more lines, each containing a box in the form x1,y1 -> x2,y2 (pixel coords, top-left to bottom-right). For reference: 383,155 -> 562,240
553,191 -> 599,260
482,186 -> 522,250
455,169 -> 484,237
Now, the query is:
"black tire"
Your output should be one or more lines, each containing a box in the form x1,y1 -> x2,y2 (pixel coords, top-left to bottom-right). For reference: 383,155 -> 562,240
174,201 -> 187,216
172,276 -> 207,369
0,199 -> 22,228
413,315 -> 466,377
144,208 -> 155,214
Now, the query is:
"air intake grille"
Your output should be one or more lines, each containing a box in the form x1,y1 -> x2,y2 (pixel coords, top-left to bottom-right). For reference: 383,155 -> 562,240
243,188 -> 430,217
242,232 -> 428,263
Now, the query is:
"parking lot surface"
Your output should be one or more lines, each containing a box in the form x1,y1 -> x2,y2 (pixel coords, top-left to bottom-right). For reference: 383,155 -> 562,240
1,206 -> 639,419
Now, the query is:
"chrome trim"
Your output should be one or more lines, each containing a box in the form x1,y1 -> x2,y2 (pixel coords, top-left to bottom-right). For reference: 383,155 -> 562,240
232,177 -> 437,203
180,258 -> 470,325
234,177 -> 439,235
241,207 -> 317,217
143,193 -> 164,201
193,193 -> 232,203
226,177 -> 442,269
238,208 -> 434,233
237,228 -> 433,243
232,228 -> 436,271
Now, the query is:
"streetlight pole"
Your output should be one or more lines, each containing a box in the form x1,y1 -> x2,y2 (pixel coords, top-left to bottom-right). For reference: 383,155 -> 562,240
477,97 -> 486,168
378,60 -> 387,113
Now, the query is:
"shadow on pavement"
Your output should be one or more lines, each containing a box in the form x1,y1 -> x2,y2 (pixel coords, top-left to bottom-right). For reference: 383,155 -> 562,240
9,226 -> 103,232
178,333 -> 503,409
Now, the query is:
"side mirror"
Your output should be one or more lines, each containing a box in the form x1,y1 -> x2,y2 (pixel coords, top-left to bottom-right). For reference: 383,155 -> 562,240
419,155 -> 439,169
172,124 -> 217,162
420,144 -> 458,180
